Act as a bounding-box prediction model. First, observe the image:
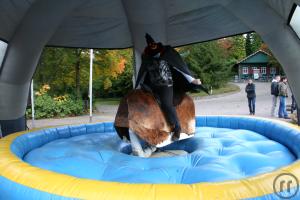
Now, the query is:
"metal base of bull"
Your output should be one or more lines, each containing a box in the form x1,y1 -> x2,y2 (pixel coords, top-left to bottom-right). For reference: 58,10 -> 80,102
150,150 -> 189,157
114,89 -> 195,150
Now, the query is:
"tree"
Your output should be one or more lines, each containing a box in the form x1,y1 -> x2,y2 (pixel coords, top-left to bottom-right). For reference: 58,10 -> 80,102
251,33 -> 263,52
230,35 -> 246,60
180,40 -> 231,88
245,33 -> 253,56
34,48 -> 83,95
36,32 -> 282,99
218,35 -> 246,75
245,32 -> 263,56
34,47 -> 134,98
92,49 -> 133,97
219,35 -> 245,60
75,49 -> 83,99
261,43 -> 284,74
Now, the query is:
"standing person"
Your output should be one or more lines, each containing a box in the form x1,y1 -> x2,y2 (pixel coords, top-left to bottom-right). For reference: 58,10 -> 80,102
278,76 -> 290,119
270,75 -> 280,117
245,79 -> 256,115
291,94 -> 297,114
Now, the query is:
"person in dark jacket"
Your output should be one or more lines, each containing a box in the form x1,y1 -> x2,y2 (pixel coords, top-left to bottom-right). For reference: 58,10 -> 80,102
245,79 -> 256,115
270,75 -> 280,117
135,34 -> 208,141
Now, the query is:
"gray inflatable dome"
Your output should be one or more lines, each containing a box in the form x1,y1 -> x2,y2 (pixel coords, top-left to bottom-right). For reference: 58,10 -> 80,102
0,0 -> 300,134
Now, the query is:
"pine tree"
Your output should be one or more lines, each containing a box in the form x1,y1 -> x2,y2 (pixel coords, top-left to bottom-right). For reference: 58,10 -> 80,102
245,33 -> 253,56
251,33 -> 263,52
182,41 -> 230,88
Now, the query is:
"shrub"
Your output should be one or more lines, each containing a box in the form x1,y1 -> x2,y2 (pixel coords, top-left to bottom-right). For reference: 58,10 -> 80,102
26,85 -> 84,119
54,96 -> 84,118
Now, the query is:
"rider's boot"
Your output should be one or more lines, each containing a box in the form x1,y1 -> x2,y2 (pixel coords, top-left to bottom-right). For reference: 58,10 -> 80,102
171,122 -> 181,141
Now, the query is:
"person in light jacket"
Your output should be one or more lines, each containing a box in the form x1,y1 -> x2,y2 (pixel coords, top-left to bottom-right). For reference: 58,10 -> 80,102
270,75 -> 280,117
278,76 -> 290,119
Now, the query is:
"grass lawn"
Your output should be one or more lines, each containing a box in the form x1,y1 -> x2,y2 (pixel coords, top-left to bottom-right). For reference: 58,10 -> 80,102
95,97 -> 121,105
95,83 -> 240,105
190,83 -> 240,98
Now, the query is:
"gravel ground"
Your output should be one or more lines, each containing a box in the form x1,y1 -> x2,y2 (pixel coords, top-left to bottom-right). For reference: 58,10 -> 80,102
27,82 -> 292,128
195,82 -> 292,117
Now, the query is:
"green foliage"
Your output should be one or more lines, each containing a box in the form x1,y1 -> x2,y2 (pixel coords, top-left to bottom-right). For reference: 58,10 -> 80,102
190,83 -> 240,97
251,33 -> 263,52
181,41 -> 232,88
32,32 -> 281,104
108,63 -> 133,97
229,35 -> 246,60
245,33 -> 253,56
245,33 -> 263,56
92,49 -> 133,98
59,98 -> 84,118
34,47 -> 134,100
261,43 -> 284,75
93,62 -> 133,98
26,87 -> 84,119
27,94 -> 56,119
35,48 -> 88,96
218,35 -> 246,76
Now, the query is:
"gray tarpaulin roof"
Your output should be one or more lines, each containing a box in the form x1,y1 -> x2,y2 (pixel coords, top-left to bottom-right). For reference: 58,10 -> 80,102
0,0 -> 300,123
0,0 -> 296,48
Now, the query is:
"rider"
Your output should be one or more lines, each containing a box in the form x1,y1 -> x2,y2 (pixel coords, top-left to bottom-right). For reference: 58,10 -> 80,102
135,33 -> 207,141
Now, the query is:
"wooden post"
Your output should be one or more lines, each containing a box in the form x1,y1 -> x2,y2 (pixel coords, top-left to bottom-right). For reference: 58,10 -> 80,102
89,49 -> 93,123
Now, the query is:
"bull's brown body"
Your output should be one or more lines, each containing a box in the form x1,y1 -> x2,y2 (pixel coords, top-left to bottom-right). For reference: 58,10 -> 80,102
114,89 -> 195,146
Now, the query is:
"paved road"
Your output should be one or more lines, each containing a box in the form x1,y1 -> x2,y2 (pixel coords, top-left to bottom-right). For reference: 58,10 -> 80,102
27,82 -> 292,128
195,82 -> 291,117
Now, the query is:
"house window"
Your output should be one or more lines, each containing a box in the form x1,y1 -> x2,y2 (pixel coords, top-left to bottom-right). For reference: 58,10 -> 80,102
242,67 -> 248,74
289,4 -> 300,39
270,67 -> 276,74
261,67 -> 266,74
0,40 -> 8,68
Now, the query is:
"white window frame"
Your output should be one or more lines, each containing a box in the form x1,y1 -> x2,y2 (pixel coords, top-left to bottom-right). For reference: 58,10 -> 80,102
242,67 -> 248,74
261,67 -> 267,74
